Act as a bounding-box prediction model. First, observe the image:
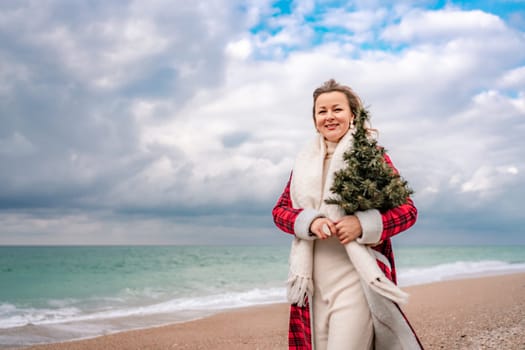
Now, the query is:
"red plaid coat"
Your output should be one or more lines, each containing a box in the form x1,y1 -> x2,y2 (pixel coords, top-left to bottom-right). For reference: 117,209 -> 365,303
272,154 -> 418,350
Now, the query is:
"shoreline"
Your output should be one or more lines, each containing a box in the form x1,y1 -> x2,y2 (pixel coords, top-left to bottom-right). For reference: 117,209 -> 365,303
11,272 -> 525,350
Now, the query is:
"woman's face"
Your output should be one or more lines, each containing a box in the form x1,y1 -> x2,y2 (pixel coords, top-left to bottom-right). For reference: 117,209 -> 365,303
314,91 -> 353,142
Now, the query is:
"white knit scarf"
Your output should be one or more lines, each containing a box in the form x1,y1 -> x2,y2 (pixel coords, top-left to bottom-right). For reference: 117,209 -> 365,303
287,130 -> 409,307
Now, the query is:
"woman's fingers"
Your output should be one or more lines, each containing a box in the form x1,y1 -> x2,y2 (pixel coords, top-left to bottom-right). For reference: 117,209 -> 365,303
310,218 -> 327,239
323,221 -> 337,237
334,216 -> 362,244
310,218 -> 337,239
321,223 -> 331,236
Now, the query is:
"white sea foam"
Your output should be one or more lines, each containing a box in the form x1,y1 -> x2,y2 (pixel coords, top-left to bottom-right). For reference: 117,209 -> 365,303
0,303 -> 82,328
0,287 -> 286,329
398,260 -> 525,286
3,260 -> 525,331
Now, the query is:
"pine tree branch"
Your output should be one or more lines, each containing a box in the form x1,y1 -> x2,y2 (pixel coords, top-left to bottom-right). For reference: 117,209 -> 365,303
325,108 -> 414,214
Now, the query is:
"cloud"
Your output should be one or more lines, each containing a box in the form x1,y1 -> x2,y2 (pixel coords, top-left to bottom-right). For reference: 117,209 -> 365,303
320,7 -> 387,36
382,8 -> 508,43
0,0 -> 245,208
1,1 -> 524,244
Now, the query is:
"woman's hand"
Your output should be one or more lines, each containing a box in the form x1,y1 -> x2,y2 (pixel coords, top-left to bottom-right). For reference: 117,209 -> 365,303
334,215 -> 362,245
310,217 -> 337,240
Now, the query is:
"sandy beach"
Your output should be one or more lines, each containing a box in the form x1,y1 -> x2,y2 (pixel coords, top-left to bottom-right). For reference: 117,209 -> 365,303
19,273 -> 525,350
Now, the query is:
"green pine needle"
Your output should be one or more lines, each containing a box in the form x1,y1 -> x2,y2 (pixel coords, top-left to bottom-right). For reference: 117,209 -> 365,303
325,108 -> 414,214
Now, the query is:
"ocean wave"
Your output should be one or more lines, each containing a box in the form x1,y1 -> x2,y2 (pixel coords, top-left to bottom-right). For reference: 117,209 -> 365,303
398,260 -> 525,286
0,287 -> 286,329
3,260 -> 525,330
0,303 -> 82,329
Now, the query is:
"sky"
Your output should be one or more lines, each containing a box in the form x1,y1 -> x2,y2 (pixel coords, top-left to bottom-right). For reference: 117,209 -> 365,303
1,0 -> 524,246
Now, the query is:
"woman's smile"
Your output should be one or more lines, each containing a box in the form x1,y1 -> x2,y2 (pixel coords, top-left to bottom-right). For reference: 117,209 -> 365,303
314,91 -> 353,142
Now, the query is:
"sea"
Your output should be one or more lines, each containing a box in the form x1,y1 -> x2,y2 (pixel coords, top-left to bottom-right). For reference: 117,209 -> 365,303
1,244 -> 525,348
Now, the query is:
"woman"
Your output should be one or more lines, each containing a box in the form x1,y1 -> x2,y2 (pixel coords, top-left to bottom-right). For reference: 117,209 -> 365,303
272,79 -> 422,349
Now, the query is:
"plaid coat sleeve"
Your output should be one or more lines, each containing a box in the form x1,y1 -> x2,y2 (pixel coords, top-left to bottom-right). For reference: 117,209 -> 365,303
380,154 -> 418,241
272,173 -> 303,235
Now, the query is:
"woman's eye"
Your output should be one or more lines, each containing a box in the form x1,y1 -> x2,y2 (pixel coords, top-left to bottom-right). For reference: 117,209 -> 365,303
334,108 -> 342,112
318,110 -> 326,115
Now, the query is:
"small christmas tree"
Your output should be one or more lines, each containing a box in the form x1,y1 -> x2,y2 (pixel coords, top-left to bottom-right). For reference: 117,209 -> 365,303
325,108 -> 413,213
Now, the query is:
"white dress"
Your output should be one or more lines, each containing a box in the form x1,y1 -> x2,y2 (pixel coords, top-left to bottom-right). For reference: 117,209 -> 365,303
312,140 -> 374,350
